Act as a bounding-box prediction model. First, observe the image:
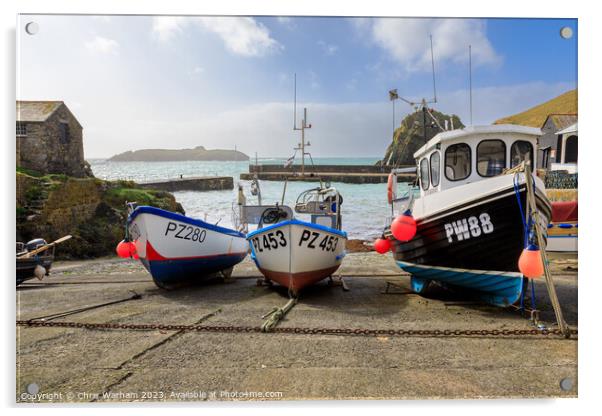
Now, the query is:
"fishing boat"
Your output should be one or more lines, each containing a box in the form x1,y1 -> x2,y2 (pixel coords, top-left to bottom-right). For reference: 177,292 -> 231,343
238,181 -> 347,295
383,124 -> 552,306
16,235 -> 72,286
547,200 -> 577,252
236,99 -> 347,295
125,206 -> 248,289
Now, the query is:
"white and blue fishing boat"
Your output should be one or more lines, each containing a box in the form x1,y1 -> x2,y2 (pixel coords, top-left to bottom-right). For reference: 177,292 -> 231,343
239,184 -> 347,295
384,124 -> 552,306
126,206 -> 248,289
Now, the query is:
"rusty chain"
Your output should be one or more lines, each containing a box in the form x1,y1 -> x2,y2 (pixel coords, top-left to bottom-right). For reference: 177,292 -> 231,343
16,320 -> 577,338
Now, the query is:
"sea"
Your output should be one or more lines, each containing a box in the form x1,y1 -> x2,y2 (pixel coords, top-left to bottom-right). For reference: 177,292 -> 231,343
90,158 -> 412,240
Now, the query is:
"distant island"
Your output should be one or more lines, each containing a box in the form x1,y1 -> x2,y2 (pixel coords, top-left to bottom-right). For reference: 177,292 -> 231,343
108,146 -> 249,162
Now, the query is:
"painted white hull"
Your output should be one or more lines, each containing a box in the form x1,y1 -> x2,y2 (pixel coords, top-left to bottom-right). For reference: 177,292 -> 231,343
127,206 -> 248,286
247,220 -> 347,293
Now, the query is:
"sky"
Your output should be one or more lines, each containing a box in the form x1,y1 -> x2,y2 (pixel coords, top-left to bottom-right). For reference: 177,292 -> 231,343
17,15 -> 577,159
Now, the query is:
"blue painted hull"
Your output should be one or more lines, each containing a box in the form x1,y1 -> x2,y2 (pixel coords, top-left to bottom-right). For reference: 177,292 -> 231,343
397,260 -> 524,307
141,252 -> 248,287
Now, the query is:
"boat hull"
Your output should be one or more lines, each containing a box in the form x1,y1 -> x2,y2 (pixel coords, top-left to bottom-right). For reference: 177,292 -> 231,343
247,220 -> 347,294
387,176 -> 551,306
546,222 -> 577,252
16,256 -> 53,285
127,206 -> 248,287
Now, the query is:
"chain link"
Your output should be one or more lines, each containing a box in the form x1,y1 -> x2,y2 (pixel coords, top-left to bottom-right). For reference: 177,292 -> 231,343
16,320 -> 577,338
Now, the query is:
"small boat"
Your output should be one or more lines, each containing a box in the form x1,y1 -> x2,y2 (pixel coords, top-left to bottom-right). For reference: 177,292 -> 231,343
16,235 -> 72,286
126,206 -> 248,289
383,124 -> 552,307
239,183 -> 347,295
546,200 -> 577,252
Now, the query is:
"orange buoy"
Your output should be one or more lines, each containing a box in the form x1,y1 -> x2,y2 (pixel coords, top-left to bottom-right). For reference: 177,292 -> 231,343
391,210 -> 417,242
518,244 -> 544,278
116,240 -> 131,258
374,237 -> 391,254
387,173 -> 395,204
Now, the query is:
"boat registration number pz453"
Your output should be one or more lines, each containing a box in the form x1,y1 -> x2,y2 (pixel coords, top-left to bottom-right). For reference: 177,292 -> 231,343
299,230 -> 339,252
250,230 -> 287,252
164,221 -> 207,243
444,213 -> 494,243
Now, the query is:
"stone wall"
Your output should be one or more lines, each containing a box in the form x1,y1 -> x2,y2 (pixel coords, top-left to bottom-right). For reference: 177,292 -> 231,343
17,104 -> 91,178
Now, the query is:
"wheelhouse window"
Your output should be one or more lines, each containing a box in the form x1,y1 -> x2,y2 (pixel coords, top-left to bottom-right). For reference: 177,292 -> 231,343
510,140 -> 534,168
16,122 -> 27,136
430,151 -> 440,187
420,158 -> 430,190
444,143 -> 471,181
477,140 -> 506,177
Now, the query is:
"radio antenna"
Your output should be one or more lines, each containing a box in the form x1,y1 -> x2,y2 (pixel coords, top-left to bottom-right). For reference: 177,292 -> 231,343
469,45 -> 473,126
430,34 -> 437,103
293,73 -> 297,130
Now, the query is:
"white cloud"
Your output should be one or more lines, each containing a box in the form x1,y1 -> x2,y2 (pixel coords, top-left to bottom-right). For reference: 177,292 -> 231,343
195,17 -> 282,57
84,36 -> 119,54
308,70 -> 320,89
152,16 -> 282,57
152,16 -> 186,42
317,40 -> 338,56
356,18 -> 500,72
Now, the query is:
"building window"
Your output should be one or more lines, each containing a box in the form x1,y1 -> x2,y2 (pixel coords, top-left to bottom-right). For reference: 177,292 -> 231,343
477,140 -> 506,177
445,143 -> 471,181
510,140 -> 534,169
16,122 -> 27,136
420,158 -> 430,191
430,151 -> 440,187
564,135 -> 578,163
59,122 -> 70,144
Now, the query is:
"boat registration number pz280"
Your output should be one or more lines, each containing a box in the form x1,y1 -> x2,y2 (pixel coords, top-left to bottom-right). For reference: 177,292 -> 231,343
444,213 -> 494,243
164,221 -> 207,243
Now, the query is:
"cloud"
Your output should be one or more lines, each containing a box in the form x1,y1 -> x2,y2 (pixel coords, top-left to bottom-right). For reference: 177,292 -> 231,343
84,36 -> 119,54
152,16 -> 282,57
195,17 -> 282,57
317,40 -> 338,56
152,16 -> 185,42
355,18 -> 500,72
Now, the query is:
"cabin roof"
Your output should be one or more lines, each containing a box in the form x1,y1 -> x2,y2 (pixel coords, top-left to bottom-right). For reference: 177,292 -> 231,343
16,101 -> 64,122
544,114 -> 578,130
413,124 -> 542,159
556,122 -> 577,135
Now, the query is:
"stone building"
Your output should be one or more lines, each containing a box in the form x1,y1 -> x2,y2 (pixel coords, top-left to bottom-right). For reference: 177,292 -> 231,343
16,101 -> 91,177
538,114 -> 578,169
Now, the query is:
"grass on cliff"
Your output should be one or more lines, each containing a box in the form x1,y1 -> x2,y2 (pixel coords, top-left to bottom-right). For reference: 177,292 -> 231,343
494,89 -> 577,128
105,186 -> 175,210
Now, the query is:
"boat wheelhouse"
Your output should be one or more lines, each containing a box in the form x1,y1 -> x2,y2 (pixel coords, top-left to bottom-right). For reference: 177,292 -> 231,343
385,124 -> 552,307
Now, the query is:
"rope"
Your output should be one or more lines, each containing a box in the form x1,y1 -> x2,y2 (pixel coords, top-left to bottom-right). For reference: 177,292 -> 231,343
261,297 -> 297,332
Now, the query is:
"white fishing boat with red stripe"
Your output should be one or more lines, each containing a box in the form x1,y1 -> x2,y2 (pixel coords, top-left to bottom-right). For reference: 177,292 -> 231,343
126,206 -> 248,288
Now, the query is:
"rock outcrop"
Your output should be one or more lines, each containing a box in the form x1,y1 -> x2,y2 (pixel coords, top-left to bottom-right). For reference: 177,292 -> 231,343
16,169 -> 184,258
380,109 -> 464,166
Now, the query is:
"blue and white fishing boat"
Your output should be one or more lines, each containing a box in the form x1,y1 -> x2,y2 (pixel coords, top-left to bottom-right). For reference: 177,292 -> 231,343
126,206 -> 248,289
384,124 -> 552,306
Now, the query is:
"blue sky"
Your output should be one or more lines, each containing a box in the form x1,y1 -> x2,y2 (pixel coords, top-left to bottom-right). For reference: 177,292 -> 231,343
17,15 -> 577,158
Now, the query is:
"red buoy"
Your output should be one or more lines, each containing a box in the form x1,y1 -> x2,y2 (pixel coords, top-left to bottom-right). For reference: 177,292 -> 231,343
374,238 -> 391,254
391,210 -> 417,242
116,240 -> 131,258
518,244 -> 544,278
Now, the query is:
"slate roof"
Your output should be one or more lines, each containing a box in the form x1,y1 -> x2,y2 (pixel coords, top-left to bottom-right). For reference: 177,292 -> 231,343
16,101 -> 64,122
544,114 -> 578,131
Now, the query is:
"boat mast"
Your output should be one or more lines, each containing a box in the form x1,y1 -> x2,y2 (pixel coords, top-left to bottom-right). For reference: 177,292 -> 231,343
293,74 -> 311,176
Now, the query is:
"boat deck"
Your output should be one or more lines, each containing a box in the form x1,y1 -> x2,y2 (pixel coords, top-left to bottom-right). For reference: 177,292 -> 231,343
16,252 -> 577,401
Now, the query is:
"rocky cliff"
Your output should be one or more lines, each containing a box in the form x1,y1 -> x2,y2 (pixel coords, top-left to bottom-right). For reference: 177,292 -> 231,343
16,168 -> 184,258
109,146 -> 249,162
380,109 -> 464,166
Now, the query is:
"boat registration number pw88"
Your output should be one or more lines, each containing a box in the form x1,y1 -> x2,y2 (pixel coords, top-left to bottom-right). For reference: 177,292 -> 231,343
444,213 -> 494,243
250,229 -> 339,252
164,221 -> 207,243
